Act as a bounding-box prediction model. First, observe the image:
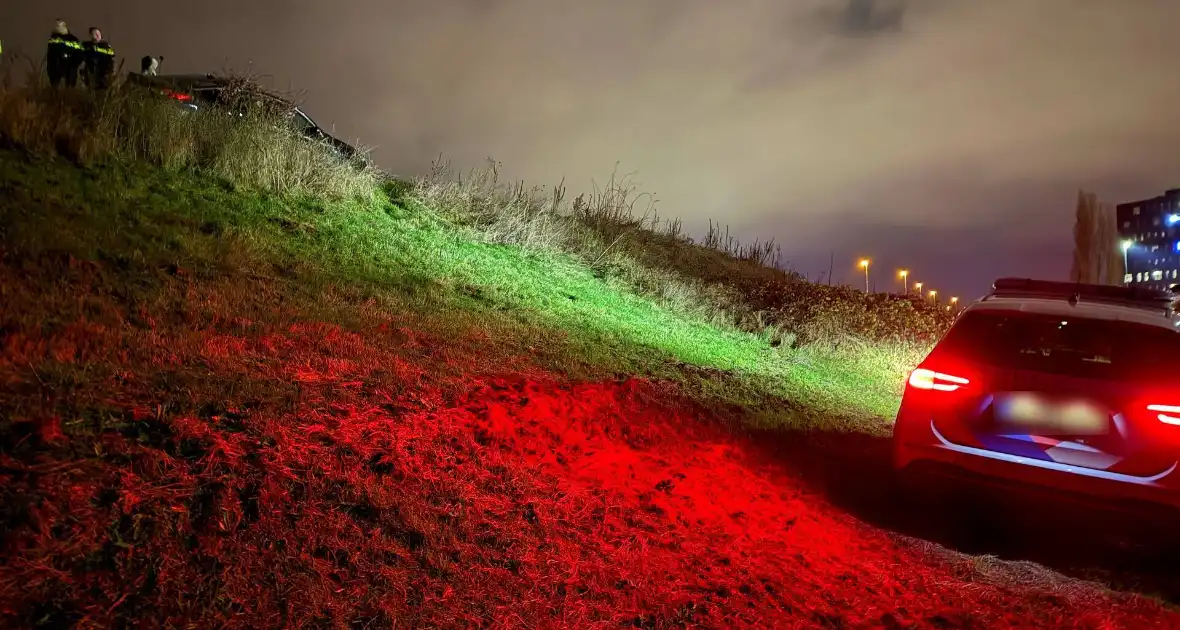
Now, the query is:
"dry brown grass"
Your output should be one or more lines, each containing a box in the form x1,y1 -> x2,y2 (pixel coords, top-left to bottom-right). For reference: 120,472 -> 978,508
0,65 -> 376,200
414,157 -> 953,352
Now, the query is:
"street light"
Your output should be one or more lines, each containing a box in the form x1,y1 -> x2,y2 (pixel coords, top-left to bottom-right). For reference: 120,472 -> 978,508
949,296 -> 959,312
928,289 -> 938,303
1121,239 -> 1134,279
859,259 -> 870,293
914,282 -> 923,296
898,269 -> 909,294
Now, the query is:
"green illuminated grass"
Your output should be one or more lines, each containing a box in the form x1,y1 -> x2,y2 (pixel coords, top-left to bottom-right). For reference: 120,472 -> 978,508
0,151 -> 920,432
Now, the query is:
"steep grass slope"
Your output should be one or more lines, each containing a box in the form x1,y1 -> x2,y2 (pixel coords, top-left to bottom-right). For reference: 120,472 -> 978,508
0,149 -> 904,428
1,153 -> 1175,628
0,79 -> 954,430
2,83 -> 1174,627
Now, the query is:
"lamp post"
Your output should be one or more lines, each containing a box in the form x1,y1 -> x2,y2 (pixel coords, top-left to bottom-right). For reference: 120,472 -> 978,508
914,282 -> 923,297
949,296 -> 958,312
898,269 -> 909,294
929,289 -> 938,304
859,259 -> 870,293
1121,239 -> 1134,282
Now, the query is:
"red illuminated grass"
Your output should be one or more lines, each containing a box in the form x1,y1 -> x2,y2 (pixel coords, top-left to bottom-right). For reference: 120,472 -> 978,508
0,260 -> 1174,629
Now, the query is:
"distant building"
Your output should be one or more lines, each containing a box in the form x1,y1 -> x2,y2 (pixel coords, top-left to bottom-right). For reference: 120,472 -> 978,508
1116,188 -> 1180,290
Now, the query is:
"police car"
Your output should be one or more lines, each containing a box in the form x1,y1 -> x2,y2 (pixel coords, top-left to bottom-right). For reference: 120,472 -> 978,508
893,278 -> 1180,509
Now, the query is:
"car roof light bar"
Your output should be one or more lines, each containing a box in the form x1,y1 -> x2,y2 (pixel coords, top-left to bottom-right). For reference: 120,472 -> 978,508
986,277 -> 1175,316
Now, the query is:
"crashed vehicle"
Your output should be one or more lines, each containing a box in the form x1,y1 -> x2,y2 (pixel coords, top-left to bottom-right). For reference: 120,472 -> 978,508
125,72 -> 363,163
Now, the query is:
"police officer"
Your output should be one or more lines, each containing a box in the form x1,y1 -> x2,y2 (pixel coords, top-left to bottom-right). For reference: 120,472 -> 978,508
83,27 -> 116,89
47,19 -> 83,88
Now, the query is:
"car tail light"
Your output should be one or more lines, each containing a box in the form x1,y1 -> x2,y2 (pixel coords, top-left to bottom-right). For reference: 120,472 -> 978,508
907,368 -> 970,392
162,89 -> 192,102
1146,404 -> 1180,426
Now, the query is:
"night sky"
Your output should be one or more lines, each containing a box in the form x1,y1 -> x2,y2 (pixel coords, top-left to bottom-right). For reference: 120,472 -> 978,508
4,1 -> 1180,300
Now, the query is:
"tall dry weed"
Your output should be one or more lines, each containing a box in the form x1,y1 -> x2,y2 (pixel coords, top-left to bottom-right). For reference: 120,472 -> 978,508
0,65 -> 375,200
413,157 -> 952,361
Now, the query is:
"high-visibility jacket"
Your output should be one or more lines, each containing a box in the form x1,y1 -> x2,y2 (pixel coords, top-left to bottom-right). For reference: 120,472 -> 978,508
47,32 -> 83,79
84,40 -> 116,87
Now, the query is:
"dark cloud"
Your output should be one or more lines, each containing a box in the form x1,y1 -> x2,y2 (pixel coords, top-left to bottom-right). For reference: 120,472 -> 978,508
841,0 -> 906,35
3,1 -> 1180,298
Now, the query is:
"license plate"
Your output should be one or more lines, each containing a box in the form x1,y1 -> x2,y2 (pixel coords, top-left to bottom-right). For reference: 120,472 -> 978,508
995,393 -> 1108,435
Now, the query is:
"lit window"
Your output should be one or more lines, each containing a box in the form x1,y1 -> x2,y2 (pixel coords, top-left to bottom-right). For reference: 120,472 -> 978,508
1125,273 -> 1134,283
1137,272 -> 1144,282
1153,245 -> 1160,252
1134,207 -> 1141,215
1153,270 -> 1164,281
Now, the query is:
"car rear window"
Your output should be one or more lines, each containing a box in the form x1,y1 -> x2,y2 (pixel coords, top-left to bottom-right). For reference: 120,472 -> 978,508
932,309 -> 1180,382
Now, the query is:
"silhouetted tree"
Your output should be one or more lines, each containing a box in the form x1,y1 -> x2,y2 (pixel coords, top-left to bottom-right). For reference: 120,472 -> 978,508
1071,190 -> 1096,284
1097,200 -> 1123,285
1071,190 -> 1122,285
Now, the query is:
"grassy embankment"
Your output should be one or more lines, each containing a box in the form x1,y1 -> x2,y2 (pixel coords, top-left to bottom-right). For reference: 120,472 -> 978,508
11,78 -> 1152,630
0,77 -> 952,432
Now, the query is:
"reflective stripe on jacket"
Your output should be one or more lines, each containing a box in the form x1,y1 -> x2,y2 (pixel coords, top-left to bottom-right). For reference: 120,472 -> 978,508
48,36 -> 84,50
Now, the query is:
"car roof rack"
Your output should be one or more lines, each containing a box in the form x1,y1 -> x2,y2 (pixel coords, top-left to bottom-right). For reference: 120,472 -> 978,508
985,277 -> 1175,315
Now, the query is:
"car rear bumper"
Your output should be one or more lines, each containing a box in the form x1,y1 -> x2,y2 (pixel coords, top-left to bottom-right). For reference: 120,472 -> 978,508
894,416 -> 1180,511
